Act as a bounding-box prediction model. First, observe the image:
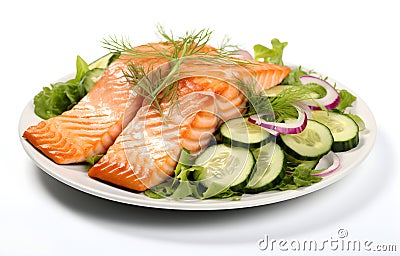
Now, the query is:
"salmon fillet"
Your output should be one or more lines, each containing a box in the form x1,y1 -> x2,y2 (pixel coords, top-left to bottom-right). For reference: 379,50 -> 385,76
23,43 -> 217,164
23,44 -> 173,164
88,60 -> 290,191
23,59 -> 141,164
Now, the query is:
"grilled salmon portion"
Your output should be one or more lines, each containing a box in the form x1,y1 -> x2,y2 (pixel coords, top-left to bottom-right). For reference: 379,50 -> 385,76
88,77 -> 245,191
88,60 -> 290,191
23,59 -> 141,164
23,44 -> 174,164
23,43 -> 217,164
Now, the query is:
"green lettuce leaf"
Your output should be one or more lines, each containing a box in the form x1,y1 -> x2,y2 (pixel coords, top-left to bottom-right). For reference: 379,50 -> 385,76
274,164 -> 322,191
254,38 -> 288,65
143,189 -> 167,199
86,154 -> 104,166
281,66 -> 310,86
335,89 -> 357,112
34,81 -> 86,119
143,178 -> 176,199
73,55 -> 89,82
143,149 -> 203,200
33,56 -> 91,120
211,189 -> 243,201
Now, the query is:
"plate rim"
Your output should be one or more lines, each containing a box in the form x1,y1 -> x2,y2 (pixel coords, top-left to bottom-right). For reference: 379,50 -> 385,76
19,72 -> 377,210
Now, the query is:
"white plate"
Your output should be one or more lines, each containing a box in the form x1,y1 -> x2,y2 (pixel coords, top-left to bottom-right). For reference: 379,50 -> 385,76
19,74 -> 376,210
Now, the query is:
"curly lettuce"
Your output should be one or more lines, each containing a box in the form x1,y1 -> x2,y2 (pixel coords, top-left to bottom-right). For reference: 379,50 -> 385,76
34,56 -> 89,119
34,53 -> 120,120
253,38 -> 288,66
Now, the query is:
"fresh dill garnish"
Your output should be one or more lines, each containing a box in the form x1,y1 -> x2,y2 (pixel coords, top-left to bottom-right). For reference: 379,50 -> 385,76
102,25 -> 245,61
233,76 -> 274,116
234,76 -> 324,122
124,61 -> 182,120
157,25 -> 214,59
102,25 -> 251,122
269,84 -> 323,121
102,35 -> 134,54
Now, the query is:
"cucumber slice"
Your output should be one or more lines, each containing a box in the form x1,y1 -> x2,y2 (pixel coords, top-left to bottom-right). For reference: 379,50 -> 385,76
245,142 -> 286,193
280,120 -> 333,160
83,53 -> 120,92
264,85 -> 323,98
88,52 -> 119,70
193,144 -> 254,198
220,117 -> 270,148
312,110 -> 359,152
82,68 -> 106,92
264,85 -> 293,97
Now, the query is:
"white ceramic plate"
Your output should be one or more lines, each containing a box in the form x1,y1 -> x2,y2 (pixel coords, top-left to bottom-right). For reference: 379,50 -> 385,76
19,73 -> 376,210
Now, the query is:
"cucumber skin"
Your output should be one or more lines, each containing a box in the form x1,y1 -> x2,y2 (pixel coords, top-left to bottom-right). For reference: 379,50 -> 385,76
88,52 -> 120,70
221,135 -> 268,149
243,156 -> 287,194
230,179 -> 249,192
332,133 -> 359,152
230,152 -> 256,192
82,68 -> 106,92
312,110 -> 360,152
279,141 -> 329,161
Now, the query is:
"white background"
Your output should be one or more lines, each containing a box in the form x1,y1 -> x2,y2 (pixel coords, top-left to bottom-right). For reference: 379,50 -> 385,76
1,0 -> 399,255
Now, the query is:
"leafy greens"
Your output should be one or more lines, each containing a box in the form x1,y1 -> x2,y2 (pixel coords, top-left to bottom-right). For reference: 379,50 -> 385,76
254,38 -> 288,65
33,53 -> 116,120
34,56 -> 90,119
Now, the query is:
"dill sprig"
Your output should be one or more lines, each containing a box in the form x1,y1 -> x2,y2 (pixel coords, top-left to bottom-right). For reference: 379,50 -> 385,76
157,25 -> 214,59
234,77 -> 324,122
124,62 -> 183,121
233,76 -> 274,116
270,85 -> 323,121
102,25 -> 245,61
102,26 -> 216,61
102,26 -> 251,122
102,35 -> 134,54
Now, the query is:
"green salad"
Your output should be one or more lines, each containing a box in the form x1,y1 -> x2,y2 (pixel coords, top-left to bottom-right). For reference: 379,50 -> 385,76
32,33 -> 365,201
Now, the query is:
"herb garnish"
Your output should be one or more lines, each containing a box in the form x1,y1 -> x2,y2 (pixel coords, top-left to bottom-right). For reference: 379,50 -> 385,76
236,77 -> 324,122
102,26 -> 252,122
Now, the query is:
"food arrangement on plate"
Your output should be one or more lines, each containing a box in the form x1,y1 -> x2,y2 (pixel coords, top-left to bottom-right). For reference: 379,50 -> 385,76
22,26 -> 367,201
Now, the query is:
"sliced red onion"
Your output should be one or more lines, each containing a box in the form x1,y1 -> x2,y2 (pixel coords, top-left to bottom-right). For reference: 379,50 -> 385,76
263,127 -> 280,136
299,75 -> 340,110
248,103 -> 307,135
312,151 -> 341,177
294,101 -> 312,119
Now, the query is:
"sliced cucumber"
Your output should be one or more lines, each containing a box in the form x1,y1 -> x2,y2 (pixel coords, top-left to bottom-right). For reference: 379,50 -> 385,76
220,117 -> 270,148
264,85 -> 293,97
82,68 -> 106,92
82,53 -> 120,92
264,85 -> 322,98
193,144 -> 254,198
88,52 -> 120,70
280,120 -> 333,160
312,110 -> 359,152
245,142 -> 286,193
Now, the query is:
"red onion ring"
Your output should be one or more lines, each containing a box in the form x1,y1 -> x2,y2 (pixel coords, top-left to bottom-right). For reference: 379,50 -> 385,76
299,75 -> 340,110
312,151 -> 341,177
248,103 -> 307,135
